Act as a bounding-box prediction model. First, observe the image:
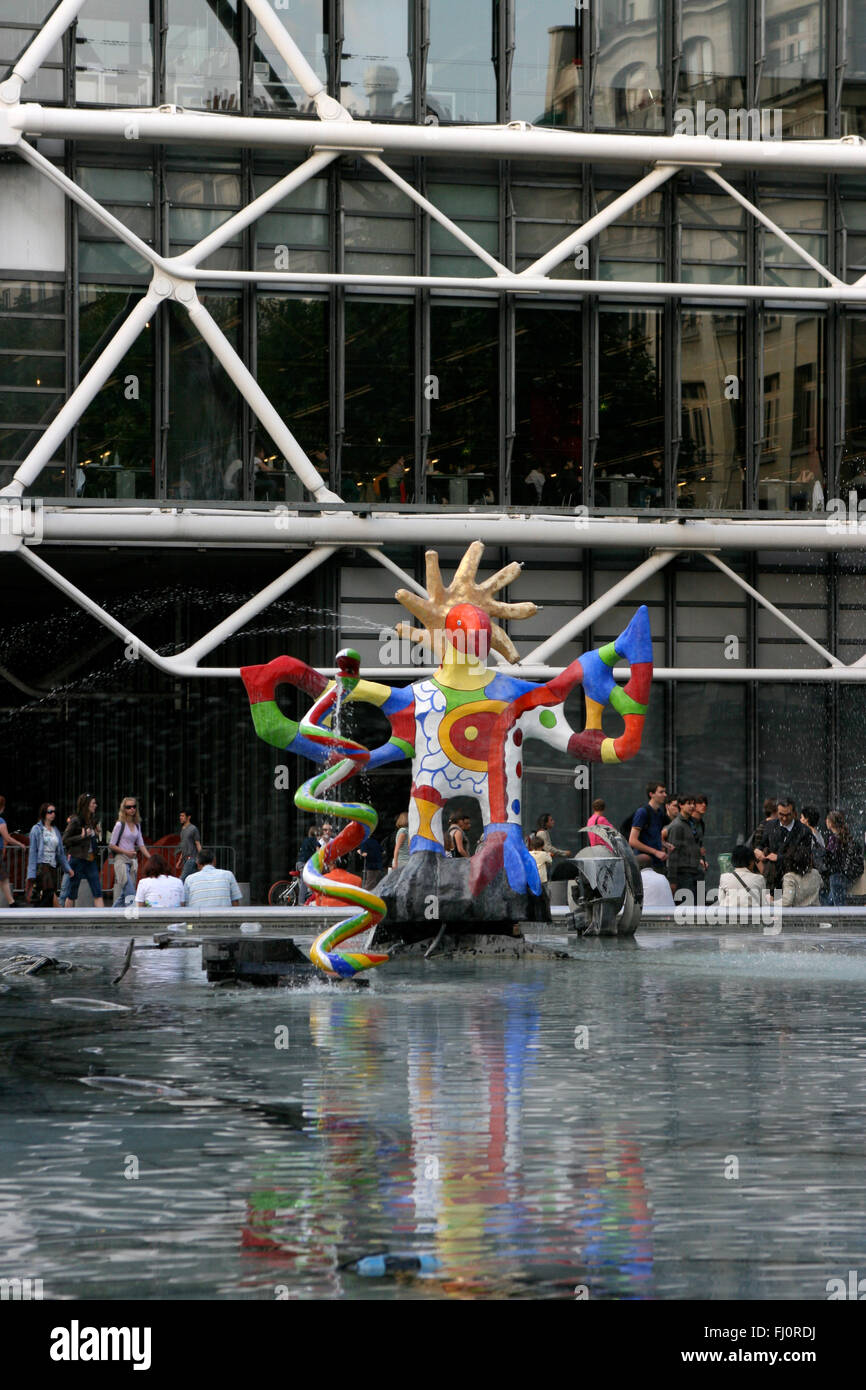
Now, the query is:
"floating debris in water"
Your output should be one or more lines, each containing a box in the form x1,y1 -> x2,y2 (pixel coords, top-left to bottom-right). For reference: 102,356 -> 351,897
351,1253 -> 440,1277
0,954 -> 74,977
50,997 -> 132,1012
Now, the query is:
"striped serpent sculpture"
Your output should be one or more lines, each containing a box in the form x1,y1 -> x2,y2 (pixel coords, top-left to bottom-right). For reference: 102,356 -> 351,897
242,541 -> 653,958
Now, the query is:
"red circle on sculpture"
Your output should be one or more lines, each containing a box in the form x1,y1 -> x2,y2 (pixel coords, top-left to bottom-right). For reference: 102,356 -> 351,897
513,729 -> 523,747
448,710 -> 500,762
516,761 -> 522,777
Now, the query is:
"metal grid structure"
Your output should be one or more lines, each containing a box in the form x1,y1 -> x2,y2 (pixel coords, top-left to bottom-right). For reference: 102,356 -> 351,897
1,0 -> 866,689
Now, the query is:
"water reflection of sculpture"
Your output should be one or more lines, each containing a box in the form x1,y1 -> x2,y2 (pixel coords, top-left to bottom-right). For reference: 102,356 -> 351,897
242,542 -> 653,973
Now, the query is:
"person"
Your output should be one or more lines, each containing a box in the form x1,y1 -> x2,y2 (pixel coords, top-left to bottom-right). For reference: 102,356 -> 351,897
629,782 -> 670,871
666,795 -> 702,902
0,794 -> 19,906
800,805 -> 826,872
536,813 -> 571,859
178,809 -> 203,882
747,797 -> 778,850
109,796 -> 150,907
134,853 -> 185,909
63,792 -> 105,909
780,841 -> 823,907
753,797 -> 812,894
446,812 -> 472,858
524,463 -> 546,504
822,810 -> 861,907
661,795 -> 680,845
392,811 -> 410,870
184,849 -> 243,908
528,834 -> 553,884
693,794 -> 709,881
717,844 -> 770,908
640,865 -> 675,908
586,798 -> 615,847
26,802 -> 73,908
296,821 -> 320,904
358,834 -> 384,891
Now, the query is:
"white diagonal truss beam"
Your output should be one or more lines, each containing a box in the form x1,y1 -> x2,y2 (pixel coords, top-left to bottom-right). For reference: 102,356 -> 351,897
700,551 -> 844,667
703,168 -> 843,287
522,551 -> 678,665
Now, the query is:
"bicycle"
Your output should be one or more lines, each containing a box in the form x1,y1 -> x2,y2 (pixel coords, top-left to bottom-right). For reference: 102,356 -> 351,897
267,871 -> 301,907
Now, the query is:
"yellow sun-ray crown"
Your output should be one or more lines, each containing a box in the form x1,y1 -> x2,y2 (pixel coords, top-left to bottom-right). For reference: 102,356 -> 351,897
394,541 -> 537,664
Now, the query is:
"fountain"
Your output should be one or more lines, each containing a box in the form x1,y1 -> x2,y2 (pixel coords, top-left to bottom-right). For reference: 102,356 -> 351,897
241,542 -> 654,964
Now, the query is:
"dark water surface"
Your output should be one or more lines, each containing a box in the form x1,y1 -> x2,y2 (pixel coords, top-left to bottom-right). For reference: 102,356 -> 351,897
2,928 -> 866,1300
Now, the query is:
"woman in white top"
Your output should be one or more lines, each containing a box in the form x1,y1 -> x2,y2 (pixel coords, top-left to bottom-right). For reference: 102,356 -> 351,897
134,853 -> 185,909
717,845 -> 770,907
535,813 -> 572,859
779,842 -> 822,907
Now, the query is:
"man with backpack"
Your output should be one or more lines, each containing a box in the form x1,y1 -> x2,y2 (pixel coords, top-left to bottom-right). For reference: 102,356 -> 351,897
628,782 -> 671,872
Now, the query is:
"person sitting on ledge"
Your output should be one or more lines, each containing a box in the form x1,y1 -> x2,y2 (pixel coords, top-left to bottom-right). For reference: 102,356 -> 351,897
780,841 -> 823,907
717,844 -> 770,908
183,850 -> 242,909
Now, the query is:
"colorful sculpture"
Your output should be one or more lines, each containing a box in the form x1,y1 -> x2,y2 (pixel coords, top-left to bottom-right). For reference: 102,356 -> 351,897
241,542 -> 653,974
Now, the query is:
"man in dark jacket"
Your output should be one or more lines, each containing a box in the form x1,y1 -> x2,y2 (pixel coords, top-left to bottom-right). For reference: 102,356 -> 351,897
666,796 -> 702,903
753,797 -> 812,893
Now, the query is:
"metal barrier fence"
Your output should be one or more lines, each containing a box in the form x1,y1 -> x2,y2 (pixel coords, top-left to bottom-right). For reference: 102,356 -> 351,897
1,842 -> 237,899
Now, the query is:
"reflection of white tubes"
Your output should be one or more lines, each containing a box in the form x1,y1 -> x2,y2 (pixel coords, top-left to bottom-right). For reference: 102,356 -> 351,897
1,291 -> 161,498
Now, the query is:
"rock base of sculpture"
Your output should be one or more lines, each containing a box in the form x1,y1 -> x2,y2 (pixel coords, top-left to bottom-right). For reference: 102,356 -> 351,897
369,928 -> 569,961
374,850 -> 551,937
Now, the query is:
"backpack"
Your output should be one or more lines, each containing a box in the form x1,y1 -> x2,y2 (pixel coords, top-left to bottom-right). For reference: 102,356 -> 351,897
620,811 -> 636,838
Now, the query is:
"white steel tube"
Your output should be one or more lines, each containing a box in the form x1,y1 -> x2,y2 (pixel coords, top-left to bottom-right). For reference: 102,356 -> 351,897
241,0 -> 327,100
17,141 -> 165,273
522,551 -> 677,664
351,664 -> 866,683
701,550 -> 844,666
10,0 -> 88,84
521,166 -> 677,278
20,511 -> 862,550
16,107 -> 866,172
174,149 -> 338,267
170,265 -> 866,303
704,168 -> 843,287
364,154 -> 509,276
185,296 -> 342,505
175,546 -> 337,665
0,291 -> 161,497
364,546 -> 429,599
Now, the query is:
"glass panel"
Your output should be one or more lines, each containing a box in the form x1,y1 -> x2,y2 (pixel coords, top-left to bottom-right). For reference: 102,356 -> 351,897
839,690 -> 866,821
595,0 -> 664,130
74,0 -> 153,106
344,300 -> 414,502
167,295 -> 242,499
342,178 -> 415,273
0,281 -> 65,485
759,0 -> 826,138
342,0 -> 412,119
760,193 -> 828,289
427,181 -> 499,276
428,303 -> 498,503
678,310 -> 745,510
676,684 -> 747,880
427,0 -> 496,123
840,316 -> 866,502
843,2 -> 866,135
75,287 -> 155,499
594,307 -> 663,507
757,685 -> 829,813
0,26 -> 62,64
251,0 -> 327,115
512,1 -> 582,126
760,312 -> 825,511
676,0 -> 746,115
255,296 -> 329,503
165,0 -> 240,112
513,306 -> 581,506
598,190 -> 664,282
679,190 -> 747,285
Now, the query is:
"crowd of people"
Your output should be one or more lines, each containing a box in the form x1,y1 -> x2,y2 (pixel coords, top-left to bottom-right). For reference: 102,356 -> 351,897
0,794 -> 242,911
293,787 -> 865,914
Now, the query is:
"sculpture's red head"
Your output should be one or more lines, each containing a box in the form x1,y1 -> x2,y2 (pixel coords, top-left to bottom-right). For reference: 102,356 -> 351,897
445,603 -> 491,661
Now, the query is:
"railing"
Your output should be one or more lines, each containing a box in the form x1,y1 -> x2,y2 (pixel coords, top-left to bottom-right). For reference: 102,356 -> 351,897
1,841 -> 237,897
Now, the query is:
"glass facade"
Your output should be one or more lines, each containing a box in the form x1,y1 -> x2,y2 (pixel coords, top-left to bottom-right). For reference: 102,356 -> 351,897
3,1 -> 864,511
